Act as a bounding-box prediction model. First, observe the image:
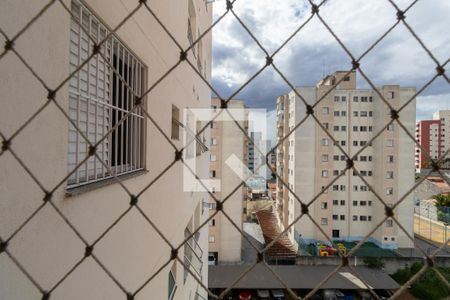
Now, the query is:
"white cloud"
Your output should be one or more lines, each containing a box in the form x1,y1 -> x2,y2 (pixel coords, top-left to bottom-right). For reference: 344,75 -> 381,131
211,0 -> 450,114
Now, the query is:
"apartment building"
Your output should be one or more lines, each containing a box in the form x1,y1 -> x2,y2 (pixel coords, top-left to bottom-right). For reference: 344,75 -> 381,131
415,120 -> 441,170
208,98 -> 247,264
248,131 -> 271,179
276,71 -> 416,249
415,110 -> 450,171
0,1 -> 211,299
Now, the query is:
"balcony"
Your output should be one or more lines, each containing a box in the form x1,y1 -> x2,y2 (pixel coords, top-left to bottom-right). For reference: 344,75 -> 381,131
184,228 -> 203,281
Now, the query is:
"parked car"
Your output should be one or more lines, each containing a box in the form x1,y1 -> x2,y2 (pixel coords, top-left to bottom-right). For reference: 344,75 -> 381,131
271,289 -> 286,299
256,289 -> 270,299
239,290 -> 253,300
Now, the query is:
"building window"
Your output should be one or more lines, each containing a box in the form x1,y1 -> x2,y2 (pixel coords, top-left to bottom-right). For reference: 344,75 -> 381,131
210,154 -> 216,162
208,235 -> 215,243
332,214 -> 338,220
333,200 -> 339,205
386,219 -> 393,227
353,96 -> 358,102
368,201 -> 372,206
321,170 -> 328,177
353,201 -> 358,206
353,185 -> 358,192
171,105 -> 180,140
386,188 -> 393,195
209,219 -> 216,226
322,107 -> 330,115
368,216 -> 372,221
334,96 -> 340,102
210,138 -> 217,145
334,125 -> 339,132
321,218 -> 328,225
386,139 -> 394,147
341,126 -> 346,131
341,111 -> 347,116
360,216 -> 367,221
360,201 -> 367,206
322,155 -> 329,162
388,91 -> 395,99
387,124 -> 394,131
353,111 -> 358,117
333,155 -> 339,161
168,266 -> 177,300
68,1 -> 146,188
387,155 -> 394,163
332,230 -> 340,238
321,202 -> 328,209
353,126 -> 358,132
386,171 -> 394,179
340,200 -> 345,205
360,111 -> 368,117
353,215 -> 358,221
334,111 -> 340,117
340,215 -> 345,221
210,170 -> 216,178
333,170 -> 339,176
322,138 -> 329,146
341,96 -> 347,102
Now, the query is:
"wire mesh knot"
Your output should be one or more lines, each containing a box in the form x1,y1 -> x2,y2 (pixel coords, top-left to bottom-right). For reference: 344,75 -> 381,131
226,0 -> 233,10
0,241 -> 8,253
346,158 -> 354,169
170,248 -> 178,260
430,159 -> 440,172
127,292 -> 135,300
341,256 -> 349,266
257,252 -> 264,263
306,105 -> 314,115
385,206 -> 394,218
311,4 -> 319,14
301,203 -> 309,215
436,65 -> 445,76
1,139 -> 11,152
92,43 -> 101,55
179,50 -> 187,61
4,40 -> 14,51
265,56 -> 273,66
130,195 -> 138,206
47,89 -> 56,100
138,0 -> 147,4
88,145 -> 97,157
174,150 -> 183,161
84,245 -> 94,257
134,96 -> 142,106
41,291 -> 50,300
396,10 -> 405,21
390,109 -> 399,120
220,99 -> 227,109
351,60 -> 360,70
426,256 -> 434,267
43,191 -> 53,203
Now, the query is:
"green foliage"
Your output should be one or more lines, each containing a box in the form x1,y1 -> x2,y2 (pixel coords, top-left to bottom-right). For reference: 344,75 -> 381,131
433,194 -> 450,208
363,256 -> 385,269
391,262 -> 450,300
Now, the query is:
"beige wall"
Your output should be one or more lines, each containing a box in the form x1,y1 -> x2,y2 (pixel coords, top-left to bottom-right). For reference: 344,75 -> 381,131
0,0 -> 212,299
208,98 -> 246,263
276,71 -> 416,248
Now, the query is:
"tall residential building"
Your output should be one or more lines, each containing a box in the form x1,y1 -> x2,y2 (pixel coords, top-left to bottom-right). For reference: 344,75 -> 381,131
248,131 -> 271,179
0,1 -> 212,299
208,98 -> 248,264
276,71 -> 416,249
415,120 -> 441,170
415,110 -> 450,171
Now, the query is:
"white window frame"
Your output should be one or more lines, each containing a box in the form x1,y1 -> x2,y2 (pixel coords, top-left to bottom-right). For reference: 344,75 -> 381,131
67,0 -> 146,189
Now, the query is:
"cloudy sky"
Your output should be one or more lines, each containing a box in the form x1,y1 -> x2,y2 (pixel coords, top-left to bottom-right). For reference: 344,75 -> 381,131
210,0 -> 450,127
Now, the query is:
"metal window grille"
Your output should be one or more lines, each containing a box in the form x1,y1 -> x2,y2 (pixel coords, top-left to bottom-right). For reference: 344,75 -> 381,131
67,0 -> 145,188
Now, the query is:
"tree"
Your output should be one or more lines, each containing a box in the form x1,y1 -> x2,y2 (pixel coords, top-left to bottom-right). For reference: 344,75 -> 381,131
432,194 -> 450,208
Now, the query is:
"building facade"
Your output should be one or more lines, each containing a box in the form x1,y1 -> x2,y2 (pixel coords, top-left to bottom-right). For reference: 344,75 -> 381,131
415,120 -> 441,170
0,1 -> 212,299
248,131 -> 271,179
276,71 -> 416,249
207,98 -> 247,264
415,110 -> 450,171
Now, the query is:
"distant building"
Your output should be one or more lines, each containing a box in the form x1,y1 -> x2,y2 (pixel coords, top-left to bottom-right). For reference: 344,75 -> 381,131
208,98 -> 248,264
276,70 -> 416,249
248,132 -> 271,179
415,110 -> 450,172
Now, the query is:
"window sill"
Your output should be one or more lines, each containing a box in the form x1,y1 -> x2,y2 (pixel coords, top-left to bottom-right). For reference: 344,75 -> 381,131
65,169 -> 148,197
